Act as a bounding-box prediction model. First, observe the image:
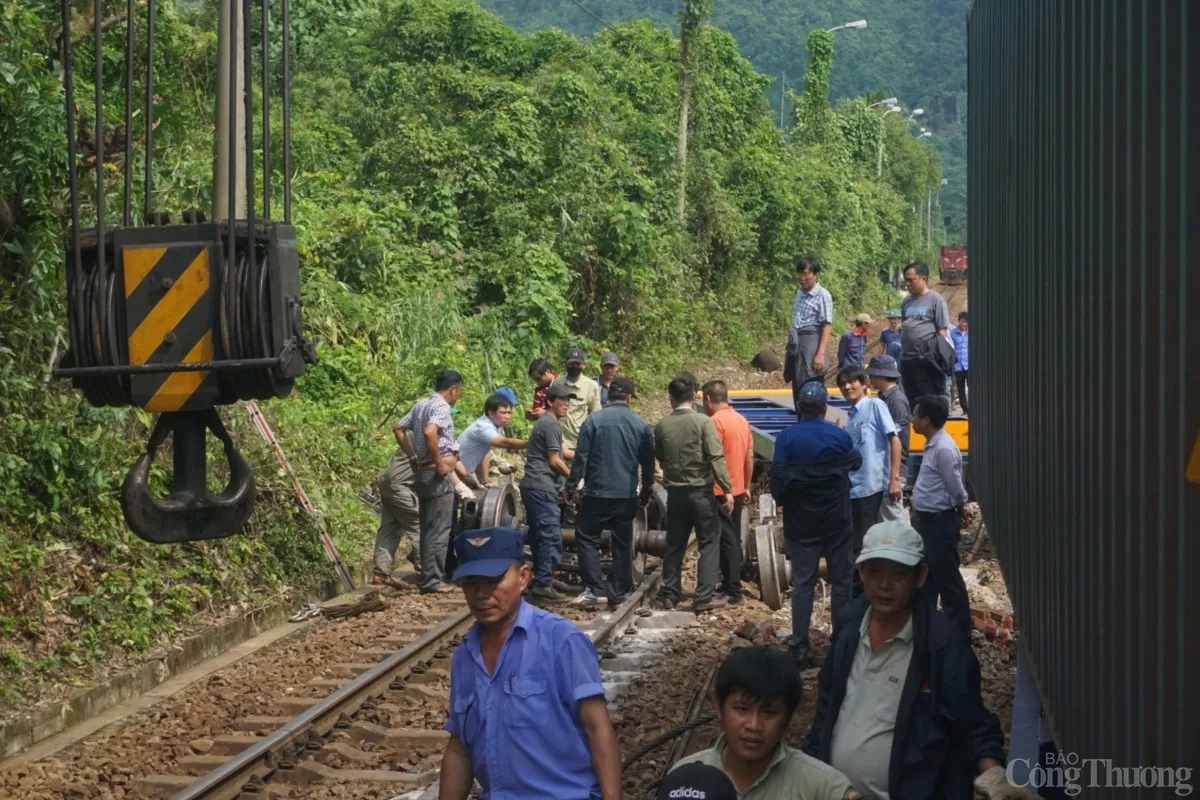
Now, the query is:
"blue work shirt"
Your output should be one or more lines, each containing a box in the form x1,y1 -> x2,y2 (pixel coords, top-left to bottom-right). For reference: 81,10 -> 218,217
879,328 -> 901,353
445,601 -> 605,799
845,396 -> 897,499
773,418 -> 854,464
458,415 -> 503,474
950,327 -> 969,372
837,330 -> 867,368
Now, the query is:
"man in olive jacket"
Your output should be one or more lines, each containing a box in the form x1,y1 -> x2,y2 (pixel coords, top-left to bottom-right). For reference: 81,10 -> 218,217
803,523 -> 1021,800
653,376 -> 733,613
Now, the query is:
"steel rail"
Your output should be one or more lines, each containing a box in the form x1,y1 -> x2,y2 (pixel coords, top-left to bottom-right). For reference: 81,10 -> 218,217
169,605 -> 474,800
587,565 -> 663,646
172,567 -> 666,799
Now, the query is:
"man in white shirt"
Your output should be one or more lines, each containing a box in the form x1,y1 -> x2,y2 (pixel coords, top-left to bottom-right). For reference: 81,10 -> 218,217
456,391 -> 528,486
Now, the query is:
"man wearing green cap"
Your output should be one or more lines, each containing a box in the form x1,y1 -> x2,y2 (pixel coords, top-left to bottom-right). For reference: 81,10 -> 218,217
880,309 -> 902,361
803,521 -> 1028,800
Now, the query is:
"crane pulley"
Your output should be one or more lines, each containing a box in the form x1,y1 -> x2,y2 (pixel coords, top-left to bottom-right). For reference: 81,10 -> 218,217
52,0 -> 316,543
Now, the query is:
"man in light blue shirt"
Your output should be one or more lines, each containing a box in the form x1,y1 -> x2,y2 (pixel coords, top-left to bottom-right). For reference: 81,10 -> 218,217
950,311 -> 969,414
910,395 -> 972,637
440,526 -> 622,800
457,392 -> 528,485
836,367 -> 902,598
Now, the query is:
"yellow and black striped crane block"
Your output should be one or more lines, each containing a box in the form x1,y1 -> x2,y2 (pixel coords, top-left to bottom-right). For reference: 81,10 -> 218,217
55,222 -> 317,544
120,237 -> 220,412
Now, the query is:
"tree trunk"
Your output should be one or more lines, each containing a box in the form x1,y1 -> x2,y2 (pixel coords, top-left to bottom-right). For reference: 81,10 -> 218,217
674,29 -> 691,223
675,76 -> 689,223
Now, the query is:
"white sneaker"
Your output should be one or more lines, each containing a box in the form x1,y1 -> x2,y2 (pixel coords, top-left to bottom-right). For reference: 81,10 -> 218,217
574,589 -> 603,608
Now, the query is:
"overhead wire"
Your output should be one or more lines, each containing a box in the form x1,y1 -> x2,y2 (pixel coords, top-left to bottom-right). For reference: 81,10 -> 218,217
565,0 -> 614,30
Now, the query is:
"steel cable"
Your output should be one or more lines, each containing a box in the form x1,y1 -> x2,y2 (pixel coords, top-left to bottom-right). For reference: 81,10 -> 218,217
620,712 -> 717,769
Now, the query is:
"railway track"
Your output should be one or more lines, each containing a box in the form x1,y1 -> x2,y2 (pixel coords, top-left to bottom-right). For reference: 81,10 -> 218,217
135,567 -> 673,800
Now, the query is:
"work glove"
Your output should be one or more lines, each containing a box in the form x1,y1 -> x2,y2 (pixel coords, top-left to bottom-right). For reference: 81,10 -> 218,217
974,765 -> 1043,800
454,481 -> 476,502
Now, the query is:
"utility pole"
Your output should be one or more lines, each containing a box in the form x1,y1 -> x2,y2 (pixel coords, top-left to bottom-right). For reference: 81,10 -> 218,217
926,190 -> 932,248
675,0 -> 710,224
675,17 -> 693,222
214,0 -> 245,220
779,72 -> 785,128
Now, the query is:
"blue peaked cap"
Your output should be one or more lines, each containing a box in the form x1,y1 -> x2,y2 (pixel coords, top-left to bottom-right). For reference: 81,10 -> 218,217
797,380 -> 828,404
451,526 -> 525,582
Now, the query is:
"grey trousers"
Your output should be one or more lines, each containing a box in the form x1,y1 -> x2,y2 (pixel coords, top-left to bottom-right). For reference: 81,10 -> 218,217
414,468 -> 454,591
878,495 -> 910,524
373,461 -> 420,577
659,487 -> 721,606
789,327 -> 825,409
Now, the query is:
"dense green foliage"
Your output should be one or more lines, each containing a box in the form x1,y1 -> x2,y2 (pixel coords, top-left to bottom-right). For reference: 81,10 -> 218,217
0,0 -> 939,708
481,0 -> 969,241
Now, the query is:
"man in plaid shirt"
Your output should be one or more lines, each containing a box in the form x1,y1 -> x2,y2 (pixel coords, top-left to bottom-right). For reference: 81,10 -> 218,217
397,370 -> 474,593
786,256 -> 834,409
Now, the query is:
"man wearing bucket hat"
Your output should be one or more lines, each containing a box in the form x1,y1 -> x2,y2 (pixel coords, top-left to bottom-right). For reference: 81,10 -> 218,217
439,527 -> 622,800
803,522 -> 1020,800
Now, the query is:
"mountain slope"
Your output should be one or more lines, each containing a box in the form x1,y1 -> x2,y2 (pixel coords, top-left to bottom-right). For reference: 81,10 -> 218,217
480,0 -> 969,240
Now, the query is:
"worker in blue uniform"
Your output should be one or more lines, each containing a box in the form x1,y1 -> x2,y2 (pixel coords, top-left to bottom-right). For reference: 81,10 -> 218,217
439,526 -> 622,800
879,309 -> 902,361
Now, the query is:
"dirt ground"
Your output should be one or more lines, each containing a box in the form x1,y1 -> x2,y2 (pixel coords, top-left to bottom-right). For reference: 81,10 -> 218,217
1,278 -> 1019,799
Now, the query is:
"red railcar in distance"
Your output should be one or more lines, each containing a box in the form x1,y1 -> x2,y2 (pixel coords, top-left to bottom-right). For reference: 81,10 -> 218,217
940,244 -> 968,285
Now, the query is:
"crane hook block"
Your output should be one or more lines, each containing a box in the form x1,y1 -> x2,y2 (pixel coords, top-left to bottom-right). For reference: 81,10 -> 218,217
121,409 -> 255,544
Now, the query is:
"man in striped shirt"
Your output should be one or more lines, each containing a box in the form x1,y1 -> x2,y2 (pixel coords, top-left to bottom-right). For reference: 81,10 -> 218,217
397,370 -> 472,594
786,256 -> 833,409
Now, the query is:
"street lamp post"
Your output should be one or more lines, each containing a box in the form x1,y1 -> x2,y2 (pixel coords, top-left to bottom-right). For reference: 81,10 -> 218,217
868,96 -> 897,108
907,108 -> 924,122
876,103 -> 901,177
827,19 -> 868,32
779,72 -> 786,128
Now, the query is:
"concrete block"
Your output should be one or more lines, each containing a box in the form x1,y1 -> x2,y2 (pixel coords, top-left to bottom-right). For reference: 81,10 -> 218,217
232,715 -> 292,732
133,774 -> 195,798
600,653 -> 664,671
179,753 -> 230,775
348,721 -> 449,747
210,734 -> 262,755
634,612 -> 701,630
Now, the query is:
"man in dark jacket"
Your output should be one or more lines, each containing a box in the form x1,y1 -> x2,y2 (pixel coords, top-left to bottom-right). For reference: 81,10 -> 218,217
803,522 -> 1029,800
770,381 -> 861,669
565,377 -> 655,610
